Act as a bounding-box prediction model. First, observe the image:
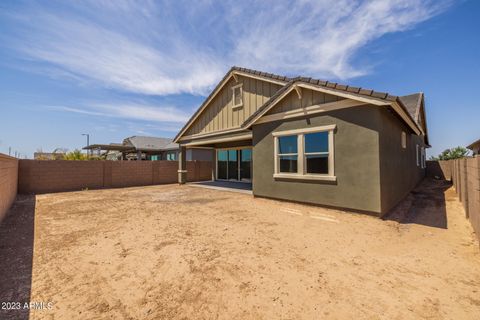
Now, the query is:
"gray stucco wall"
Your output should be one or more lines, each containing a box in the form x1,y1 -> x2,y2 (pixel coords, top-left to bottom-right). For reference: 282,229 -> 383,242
378,107 -> 426,214
252,105 -> 383,214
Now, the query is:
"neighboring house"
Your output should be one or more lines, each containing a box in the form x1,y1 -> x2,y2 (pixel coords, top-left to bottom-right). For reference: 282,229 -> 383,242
34,152 -> 65,160
174,67 -> 429,216
467,139 -> 480,155
84,136 -> 212,161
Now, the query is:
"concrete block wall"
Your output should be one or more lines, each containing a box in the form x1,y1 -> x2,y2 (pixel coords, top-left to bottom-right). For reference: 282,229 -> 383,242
18,160 -> 104,194
429,157 -> 480,244
426,160 -> 452,180
0,154 -> 18,222
18,160 -> 212,194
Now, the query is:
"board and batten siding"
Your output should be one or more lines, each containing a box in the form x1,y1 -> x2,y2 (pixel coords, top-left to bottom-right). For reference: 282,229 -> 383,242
184,75 -> 283,136
265,89 -> 344,116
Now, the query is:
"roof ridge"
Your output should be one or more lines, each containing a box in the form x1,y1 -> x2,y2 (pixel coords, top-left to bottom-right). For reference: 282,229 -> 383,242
175,66 -> 426,142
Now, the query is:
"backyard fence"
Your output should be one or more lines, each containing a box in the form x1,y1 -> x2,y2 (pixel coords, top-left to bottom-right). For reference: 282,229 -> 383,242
427,157 -> 480,242
0,154 -> 18,222
18,160 -> 212,194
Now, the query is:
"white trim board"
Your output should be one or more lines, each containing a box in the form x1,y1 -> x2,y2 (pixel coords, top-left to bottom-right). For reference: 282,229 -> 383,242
273,124 -> 336,179
178,127 -> 245,141
182,133 -> 253,147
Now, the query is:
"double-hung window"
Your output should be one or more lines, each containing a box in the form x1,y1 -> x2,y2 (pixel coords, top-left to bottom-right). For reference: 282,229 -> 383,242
273,124 -> 336,181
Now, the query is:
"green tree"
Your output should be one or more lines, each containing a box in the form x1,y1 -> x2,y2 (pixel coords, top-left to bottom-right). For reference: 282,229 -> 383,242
430,146 -> 470,160
62,149 -> 89,160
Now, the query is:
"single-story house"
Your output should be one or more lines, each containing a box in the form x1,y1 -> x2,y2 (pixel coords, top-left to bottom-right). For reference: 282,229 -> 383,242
467,139 -> 480,155
174,67 -> 429,216
84,136 -> 212,161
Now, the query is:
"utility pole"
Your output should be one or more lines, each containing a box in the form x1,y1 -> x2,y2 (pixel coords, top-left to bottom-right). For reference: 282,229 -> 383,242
82,133 -> 90,157
8,147 -> 11,156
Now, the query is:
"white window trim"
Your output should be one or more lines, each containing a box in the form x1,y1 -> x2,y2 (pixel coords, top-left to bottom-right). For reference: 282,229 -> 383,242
421,147 -> 426,169
231,83 -> 243,109
273,124 -> 336,182
401,131 -> 407,149
416,144 -> 420,167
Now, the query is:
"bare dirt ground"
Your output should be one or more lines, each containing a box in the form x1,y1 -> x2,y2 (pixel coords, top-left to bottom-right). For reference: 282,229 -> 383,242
1,179 -> 479,319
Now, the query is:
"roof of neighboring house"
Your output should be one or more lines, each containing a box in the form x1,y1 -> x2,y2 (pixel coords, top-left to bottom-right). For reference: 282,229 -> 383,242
124,136 -> 177,151
83,143 -> 131,151
467,138 -> 480,150
84,136 -> 179,152
175,66 -> 428,142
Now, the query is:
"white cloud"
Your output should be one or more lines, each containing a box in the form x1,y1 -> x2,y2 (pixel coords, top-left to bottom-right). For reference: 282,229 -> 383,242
46,102 -> 190,124
3,0 -> 451,94
230,0 -> 452,79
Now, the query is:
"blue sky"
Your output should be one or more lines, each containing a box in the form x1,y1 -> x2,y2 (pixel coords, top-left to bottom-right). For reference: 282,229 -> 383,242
0,0 -> 478,158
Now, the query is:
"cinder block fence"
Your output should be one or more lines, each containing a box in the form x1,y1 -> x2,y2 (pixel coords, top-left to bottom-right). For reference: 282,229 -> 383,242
18,160 -> 212,194
427,157 -> 480,243
0,154 -> 18,222
0,154 -> 212,222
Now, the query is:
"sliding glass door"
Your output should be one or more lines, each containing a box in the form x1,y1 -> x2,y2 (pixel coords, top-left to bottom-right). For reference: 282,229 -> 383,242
217,148 -> 252,182
217,150 -> 228,180
240,149 -> 251,181
227,150 -> 238,180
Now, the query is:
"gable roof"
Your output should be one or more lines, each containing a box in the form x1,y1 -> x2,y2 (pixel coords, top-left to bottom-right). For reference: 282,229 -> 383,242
175,66 -> 427,142
173,67 -> 289,142
241,77 -> 423,135
467,138 -> 480,150
399,93 -> 423,124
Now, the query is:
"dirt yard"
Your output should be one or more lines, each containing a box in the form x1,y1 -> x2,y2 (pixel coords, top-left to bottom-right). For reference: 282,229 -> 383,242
1,179 -> 479,319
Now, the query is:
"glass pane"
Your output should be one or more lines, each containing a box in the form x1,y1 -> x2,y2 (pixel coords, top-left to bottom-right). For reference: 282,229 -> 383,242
228,150 -> 238,180
279,155 -> 297,173
240,149 -> 251,180
278,135 -> 297,154
217,150 -> 228,179
166,152 -> 176,161
305,132 -> 328,153
306,154 -> 329,174
234,87 -> 242,105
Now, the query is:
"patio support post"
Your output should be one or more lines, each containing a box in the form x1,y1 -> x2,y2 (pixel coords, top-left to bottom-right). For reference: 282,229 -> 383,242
178,145 -> 187,184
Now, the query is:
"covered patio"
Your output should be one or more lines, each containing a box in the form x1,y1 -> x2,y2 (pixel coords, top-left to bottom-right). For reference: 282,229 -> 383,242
177,131 -> 253,185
